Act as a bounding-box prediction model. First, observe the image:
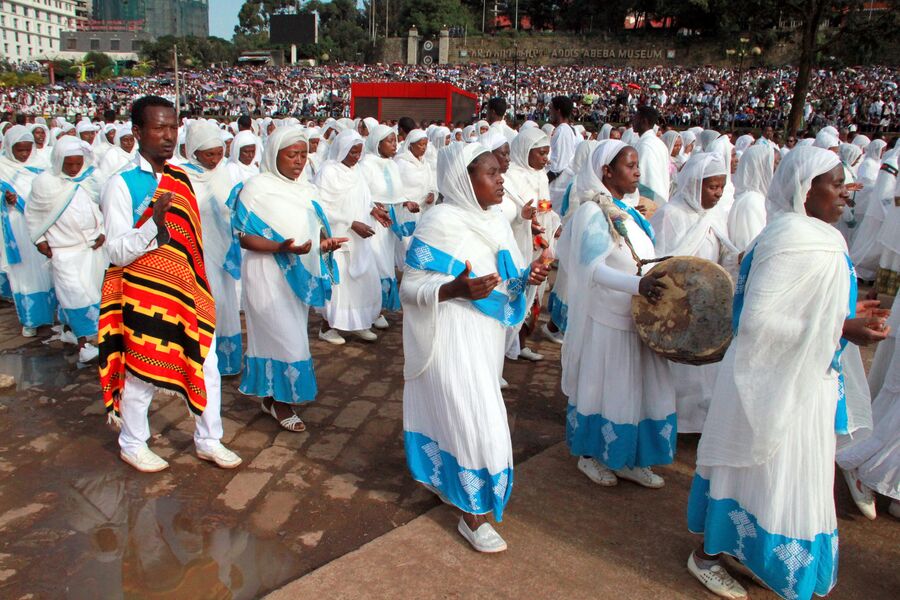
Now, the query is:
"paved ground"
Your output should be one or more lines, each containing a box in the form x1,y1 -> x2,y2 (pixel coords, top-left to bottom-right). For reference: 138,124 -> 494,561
0,291 -> 895,599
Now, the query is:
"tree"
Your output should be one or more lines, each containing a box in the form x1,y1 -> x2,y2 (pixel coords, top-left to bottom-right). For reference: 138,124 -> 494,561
140,36 -> 238,69
390,0 -> 475,37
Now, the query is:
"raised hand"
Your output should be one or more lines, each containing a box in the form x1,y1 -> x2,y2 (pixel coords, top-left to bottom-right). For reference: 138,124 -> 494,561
320,237 -> 349,253
351,221 -> 375,238
638,270 -> 667,305
856,299 -> 890,320
404,201 -> 421,214
4,190 -> 17,205
36,241 -> 52,258
277,238 -> 313,255
371,205 -> 392,227
528,249 -> 553,286
440,260 -> 501,301
521,199 -> 536,220
425,193 -> 435,205
152,192 -> 174,228
843,316 -> 890,346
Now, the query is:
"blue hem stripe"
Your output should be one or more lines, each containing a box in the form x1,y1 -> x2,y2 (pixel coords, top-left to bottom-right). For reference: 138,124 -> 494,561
404,430 -> 513,521
13,290 -> 57,328
381,277 -> 401,312
565,405 -> 676,469
239,355 -> 317,404
59,304 -> 99,338
216,333 -> 243,376
687,474 -> 838,600
548,291 -> 568,332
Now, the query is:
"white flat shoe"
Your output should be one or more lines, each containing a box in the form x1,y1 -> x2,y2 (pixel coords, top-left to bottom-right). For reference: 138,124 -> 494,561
60,329 -> 78,345
541,323 -> 564,345
687,553 -> 748,599
889,499 -> 900,520
457,516 -> 507,553
196,442 -> 242,469
318,328 -> 346,345
842,468 -> 876,519
499,377 -> 509,390
577,457 -> 617,486
78,343 -> 100,363
21,326 -> 37,338
614,466 -> 665,488
120,447 -> 169,473
517,347 -> 544,361
353,328 -> 378,342
373,315 -> 389,330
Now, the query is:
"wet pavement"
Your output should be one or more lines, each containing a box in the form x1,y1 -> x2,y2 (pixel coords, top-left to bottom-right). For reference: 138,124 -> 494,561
0,301 -> 567,599
0,293 -> 896,599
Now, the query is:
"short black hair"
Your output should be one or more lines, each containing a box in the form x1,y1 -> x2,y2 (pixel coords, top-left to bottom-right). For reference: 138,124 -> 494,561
14,114 -> 25,125
551,96 -> 573,119
636,105 -> 659,126
103,109 -> 116,122
237,115 -> 252,130
131,95 -> 175,129
487,97 -> 507,116
398,116 -> 417,135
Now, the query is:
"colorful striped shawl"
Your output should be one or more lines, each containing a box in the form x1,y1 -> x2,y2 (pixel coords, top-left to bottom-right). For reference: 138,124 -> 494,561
99,163 -> 216,418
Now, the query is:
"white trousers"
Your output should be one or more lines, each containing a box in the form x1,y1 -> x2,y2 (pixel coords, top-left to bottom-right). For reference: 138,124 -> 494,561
118,335 -> 223,455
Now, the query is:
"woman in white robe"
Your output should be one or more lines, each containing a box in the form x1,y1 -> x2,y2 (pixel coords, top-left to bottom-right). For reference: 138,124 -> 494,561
0,125 -> 56,337
182,122 -> 243,375
28,124 -> 52,169
850,153 -> 898,281
359,125 -> 413,319
314,130 -> 386,344
651,153 -> 738,436
874,176 -> 900,297
834,143 -> 864,243
559,140 -> 674,490
727,144 -> 777,253
25,137 -> 105,362
708,134 -> 737,217
686,146 -> 889,600
856,139 -> 886,188
226,130 -> 260,186
401,142 -> 548,552
501,127 -> 553,362
395,130 -> 435,218
97,125 -> 137,185
234,127 -> 346,432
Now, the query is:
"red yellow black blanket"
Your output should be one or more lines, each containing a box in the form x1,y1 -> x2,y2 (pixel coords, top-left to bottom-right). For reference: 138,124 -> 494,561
99,164 -> 216,419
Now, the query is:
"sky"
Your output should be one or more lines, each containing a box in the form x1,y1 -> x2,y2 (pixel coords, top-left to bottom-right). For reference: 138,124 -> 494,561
209,0 -> 244,40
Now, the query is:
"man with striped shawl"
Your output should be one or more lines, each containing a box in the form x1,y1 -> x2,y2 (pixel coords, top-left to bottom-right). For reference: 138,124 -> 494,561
98,96 -> 241,473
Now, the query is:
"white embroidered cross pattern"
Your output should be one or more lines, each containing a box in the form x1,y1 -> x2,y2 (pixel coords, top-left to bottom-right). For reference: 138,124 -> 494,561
413,244 -> 433,266
600,422 -> 617,462
727,509 -> 757,561
458,470 -> 486,512
422,441 -> 443,487
774,539 -> 814,600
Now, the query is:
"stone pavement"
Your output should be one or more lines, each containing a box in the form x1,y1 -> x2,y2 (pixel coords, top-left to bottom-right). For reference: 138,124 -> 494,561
0,294 -> 896,599
0,302 -> 565,599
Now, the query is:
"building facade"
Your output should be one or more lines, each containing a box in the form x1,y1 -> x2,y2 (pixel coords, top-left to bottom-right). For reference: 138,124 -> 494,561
59,30 -> 151,60
0,0 -> 79,62
93,0 -> 208,39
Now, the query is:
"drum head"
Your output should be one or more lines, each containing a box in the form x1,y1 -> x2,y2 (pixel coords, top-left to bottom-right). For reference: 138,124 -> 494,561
631,256 -> 734,365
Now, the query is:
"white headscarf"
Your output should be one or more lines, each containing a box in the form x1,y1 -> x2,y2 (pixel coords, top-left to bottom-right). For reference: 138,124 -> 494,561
733,144 -> 775,197
228,130 -> 258,167
26,137 -> 98,242
734,134 -> 755,157
851,134 -> 871,149
478,129 -> 507,152
814,130 -> 840,150
327,129 -> 364,162
766,146 -> 841,219
504,128 -> 551,243
599,123 -> 613,140
728,144 -> 777,252
838,143 -> 863,172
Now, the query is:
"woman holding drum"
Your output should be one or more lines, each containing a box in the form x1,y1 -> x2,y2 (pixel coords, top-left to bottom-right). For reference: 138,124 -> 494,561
558,140 -> 674,489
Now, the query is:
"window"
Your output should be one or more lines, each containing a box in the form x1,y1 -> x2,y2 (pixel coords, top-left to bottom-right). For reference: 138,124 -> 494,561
110,39 -> 119,51
131,40 -> 143,52
65,37 -> 75,50
89,38 -> 99,50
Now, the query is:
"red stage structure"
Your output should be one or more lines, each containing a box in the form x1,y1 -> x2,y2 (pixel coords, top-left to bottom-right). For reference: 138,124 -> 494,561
350,82 -> 479,124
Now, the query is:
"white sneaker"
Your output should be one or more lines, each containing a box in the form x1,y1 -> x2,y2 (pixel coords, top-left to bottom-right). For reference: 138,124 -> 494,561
373,315 -> 389,330
687,553 -> 748,599
517,347 -> 544,361
578,457 -> 618,486
842,468 -> 876,520
541,323 -> 564,345
353,328 -> 378,342
196,442 -> 242,469
889,499 -> 900,520
21,326 -> 37,338
120,446 -> 169,473
318,328 -> 346,345
60,329 -> 78,345
78,343 -> 99,363
457,516 -> 507,553
499,377 -> 509,390
614,466 -> 665,488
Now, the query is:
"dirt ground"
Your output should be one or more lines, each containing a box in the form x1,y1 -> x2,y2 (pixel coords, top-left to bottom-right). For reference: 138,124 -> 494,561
0,291 -> 895,599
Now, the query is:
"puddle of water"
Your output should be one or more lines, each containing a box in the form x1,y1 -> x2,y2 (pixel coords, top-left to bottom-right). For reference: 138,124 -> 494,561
0,350 -> 80,391
62,473 -> 300,600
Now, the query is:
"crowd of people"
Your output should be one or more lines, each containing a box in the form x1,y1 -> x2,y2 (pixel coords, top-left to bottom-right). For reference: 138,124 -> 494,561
0,63 -> 897,133
0,87 -> 897,600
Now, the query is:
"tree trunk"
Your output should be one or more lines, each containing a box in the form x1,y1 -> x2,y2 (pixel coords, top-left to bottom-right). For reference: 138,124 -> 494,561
786,0 -> 826,136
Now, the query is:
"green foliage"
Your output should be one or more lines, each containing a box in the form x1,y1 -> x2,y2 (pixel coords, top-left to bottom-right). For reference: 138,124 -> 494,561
140,36 -> 238,68
390,0 -> 475,37
84,51 -> 113,73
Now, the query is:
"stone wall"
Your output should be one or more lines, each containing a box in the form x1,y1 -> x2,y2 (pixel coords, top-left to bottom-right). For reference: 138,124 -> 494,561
381,33 -> 799,68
